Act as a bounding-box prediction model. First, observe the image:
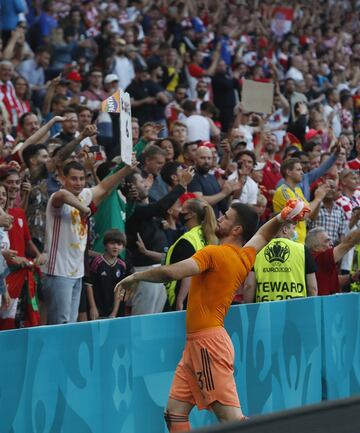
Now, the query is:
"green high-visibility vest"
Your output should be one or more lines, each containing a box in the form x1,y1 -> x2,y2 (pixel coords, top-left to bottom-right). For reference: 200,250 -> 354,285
350,245 -> 360,292
164,225 -> 205,306
254,237 -> 307,302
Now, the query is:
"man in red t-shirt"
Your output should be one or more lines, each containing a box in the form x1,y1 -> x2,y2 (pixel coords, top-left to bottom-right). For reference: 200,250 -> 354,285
306,226 -> 360,295
0,168 -> 45,329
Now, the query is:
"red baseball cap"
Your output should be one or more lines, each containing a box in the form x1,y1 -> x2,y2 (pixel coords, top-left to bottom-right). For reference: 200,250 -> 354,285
179,192 -> 197,205
305,129 -> 322,141
66,71 -> 82,82
200,140 -> 216,149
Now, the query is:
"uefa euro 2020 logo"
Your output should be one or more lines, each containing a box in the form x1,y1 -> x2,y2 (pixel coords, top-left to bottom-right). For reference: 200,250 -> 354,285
264,241 -> 290,264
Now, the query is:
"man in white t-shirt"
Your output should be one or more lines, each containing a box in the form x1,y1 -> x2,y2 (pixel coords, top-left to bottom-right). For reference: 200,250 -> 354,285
182,100 -> 211,142
43,160 -> 134,324
228,150 -> 258,205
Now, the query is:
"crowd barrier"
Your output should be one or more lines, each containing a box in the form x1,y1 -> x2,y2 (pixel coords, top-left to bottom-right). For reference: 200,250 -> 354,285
0,293 -> 359,433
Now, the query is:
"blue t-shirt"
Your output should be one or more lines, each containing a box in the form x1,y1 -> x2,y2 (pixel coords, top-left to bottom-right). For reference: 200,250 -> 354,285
188,170 -> 228,217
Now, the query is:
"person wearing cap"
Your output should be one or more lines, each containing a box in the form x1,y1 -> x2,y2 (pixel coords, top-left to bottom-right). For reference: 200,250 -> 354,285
113,40 -> 135,90
103,74 -> 119,95
251,161 -> 266,185
163,197 -> 218,312
66,70 -> 83,100
303,128 -> 323,153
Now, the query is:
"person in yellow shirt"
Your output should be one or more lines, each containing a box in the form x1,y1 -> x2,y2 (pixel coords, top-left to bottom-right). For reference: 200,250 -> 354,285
273,158 -> 327,243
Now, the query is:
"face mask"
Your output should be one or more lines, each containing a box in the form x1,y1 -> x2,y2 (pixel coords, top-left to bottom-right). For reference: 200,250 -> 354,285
291,230 -> 298,242
179,212 -> 189,226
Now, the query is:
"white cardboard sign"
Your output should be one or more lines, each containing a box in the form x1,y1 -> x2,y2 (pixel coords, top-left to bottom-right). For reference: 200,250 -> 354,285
242,79 -> 274,114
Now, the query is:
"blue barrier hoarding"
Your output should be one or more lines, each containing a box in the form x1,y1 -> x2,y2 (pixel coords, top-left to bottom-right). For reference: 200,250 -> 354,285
0,295 -> 355,433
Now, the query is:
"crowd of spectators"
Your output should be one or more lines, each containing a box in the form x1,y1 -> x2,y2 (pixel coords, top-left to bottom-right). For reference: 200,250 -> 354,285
0,0 -> 359,329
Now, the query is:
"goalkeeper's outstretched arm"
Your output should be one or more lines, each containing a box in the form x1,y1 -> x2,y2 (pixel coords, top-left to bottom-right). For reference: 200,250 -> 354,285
245,200 -> 309,253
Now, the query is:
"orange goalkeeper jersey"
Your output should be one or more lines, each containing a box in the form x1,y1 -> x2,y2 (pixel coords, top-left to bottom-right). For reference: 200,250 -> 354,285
186,244 -> 256,333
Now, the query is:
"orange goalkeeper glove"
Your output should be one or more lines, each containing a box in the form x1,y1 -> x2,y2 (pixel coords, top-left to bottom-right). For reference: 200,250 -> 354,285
278,199 -> 310,222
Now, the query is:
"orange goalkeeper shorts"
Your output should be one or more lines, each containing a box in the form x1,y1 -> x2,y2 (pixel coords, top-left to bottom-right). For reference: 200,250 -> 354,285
169,326 -> 240,410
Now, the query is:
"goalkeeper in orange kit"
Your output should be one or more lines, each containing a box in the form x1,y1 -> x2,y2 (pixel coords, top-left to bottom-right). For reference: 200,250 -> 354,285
115,199 -> 310,432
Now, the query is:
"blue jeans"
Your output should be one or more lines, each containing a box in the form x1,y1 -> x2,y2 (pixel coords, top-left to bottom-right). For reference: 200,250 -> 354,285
43,275 -> 82,325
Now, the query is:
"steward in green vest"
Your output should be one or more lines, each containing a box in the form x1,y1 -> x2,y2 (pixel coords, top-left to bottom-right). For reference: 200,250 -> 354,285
243,222 -> 318,303
163,198 -> 218,311
350,245 -> 360,292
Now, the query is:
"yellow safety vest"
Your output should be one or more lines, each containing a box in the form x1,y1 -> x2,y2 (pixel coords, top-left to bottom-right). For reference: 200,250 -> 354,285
350,245 -> 360,292
164,225 -> 206,306
254,237 -> 307,302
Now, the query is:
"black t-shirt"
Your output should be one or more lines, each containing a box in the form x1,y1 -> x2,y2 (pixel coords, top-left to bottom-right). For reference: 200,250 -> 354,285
126,79 -> 153,125
147,80 -> 166,120
89,256 -> 126,317
211,72 -> 238,109
126,184 -> 186,266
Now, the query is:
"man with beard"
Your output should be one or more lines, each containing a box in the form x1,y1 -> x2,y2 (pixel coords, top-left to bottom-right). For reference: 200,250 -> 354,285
261,133 -> 282,199
194,79 -> 209,113
22,125 -> 97,251
52,107 -> 80,146
115,199 -> 309,432
187,146 -> 240,217
165,85 -> 188,127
